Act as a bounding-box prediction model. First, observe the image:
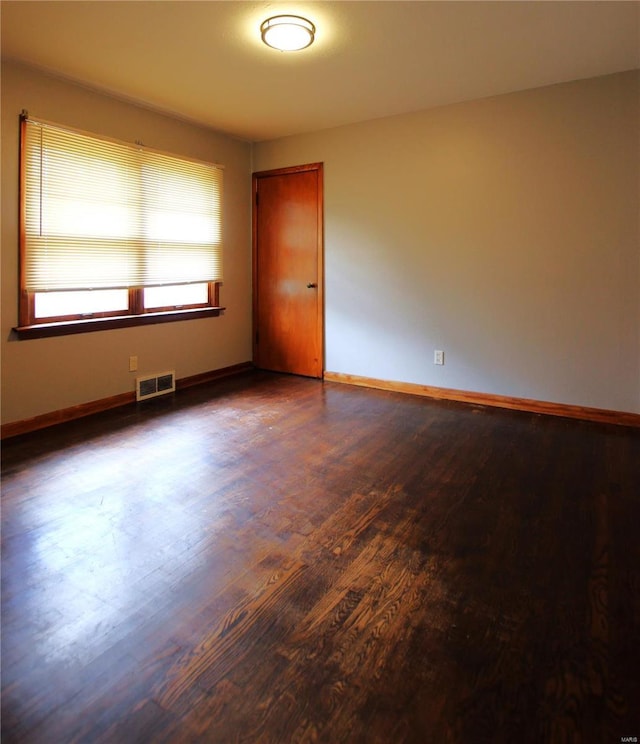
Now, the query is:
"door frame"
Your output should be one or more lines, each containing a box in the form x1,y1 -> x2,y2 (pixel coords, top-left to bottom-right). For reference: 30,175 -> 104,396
252,162 -> 324,377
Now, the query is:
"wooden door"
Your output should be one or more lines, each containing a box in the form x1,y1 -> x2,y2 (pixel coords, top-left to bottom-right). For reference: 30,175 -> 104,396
253,163 -> 323,378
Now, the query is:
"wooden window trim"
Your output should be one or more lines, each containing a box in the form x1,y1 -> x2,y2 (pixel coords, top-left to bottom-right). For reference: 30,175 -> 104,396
14,303 -> 225,340
17,116 -> 224,338
15,281 -> 222,337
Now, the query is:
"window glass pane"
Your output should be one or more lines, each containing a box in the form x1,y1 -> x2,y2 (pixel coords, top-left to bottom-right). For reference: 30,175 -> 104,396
143,283 -> 208,309
34,289 -> 129,318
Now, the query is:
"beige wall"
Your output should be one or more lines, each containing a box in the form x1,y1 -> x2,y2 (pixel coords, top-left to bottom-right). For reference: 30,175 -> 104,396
1,61 -> 253,425
254,71 -> 640,413
2,65 -> 638,425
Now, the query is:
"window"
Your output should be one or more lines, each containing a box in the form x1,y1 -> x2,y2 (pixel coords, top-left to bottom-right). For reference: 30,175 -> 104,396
17,116 -> 223,337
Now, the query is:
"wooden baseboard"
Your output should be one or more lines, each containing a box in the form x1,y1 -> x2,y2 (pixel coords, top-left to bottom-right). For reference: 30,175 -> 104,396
5,364 -> 636,438
324,371 -> 640,428
1,362 -> 254,439
176,362 -> 254,390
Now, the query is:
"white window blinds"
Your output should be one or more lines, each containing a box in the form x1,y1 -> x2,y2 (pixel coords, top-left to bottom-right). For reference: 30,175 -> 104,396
22,118 -> 223,292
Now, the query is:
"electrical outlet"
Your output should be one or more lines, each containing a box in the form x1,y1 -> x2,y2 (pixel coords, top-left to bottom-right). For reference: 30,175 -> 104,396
434,350 -> 444,366
129,355 -> 138,372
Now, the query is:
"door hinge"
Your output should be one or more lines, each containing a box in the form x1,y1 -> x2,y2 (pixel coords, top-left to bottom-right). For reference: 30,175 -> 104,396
255,191 -> 259,206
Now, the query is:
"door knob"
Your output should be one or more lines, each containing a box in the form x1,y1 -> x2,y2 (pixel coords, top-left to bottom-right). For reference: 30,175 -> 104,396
306,282 -> 317,289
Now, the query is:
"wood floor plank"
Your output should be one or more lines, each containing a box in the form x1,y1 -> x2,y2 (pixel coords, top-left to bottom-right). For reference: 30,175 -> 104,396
2,371 -> 639,743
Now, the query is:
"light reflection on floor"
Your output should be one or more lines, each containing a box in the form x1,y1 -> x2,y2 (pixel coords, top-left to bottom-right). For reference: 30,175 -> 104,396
18,427 -> 234,665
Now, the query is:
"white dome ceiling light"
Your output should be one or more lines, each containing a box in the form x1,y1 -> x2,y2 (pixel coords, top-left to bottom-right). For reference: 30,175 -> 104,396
260,15 -> 315,52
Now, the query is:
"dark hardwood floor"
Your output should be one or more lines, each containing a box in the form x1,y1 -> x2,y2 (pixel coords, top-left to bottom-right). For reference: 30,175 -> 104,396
2,371 -> 639,743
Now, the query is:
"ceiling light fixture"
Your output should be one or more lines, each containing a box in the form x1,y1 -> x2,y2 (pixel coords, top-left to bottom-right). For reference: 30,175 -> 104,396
260,15 -> 315,52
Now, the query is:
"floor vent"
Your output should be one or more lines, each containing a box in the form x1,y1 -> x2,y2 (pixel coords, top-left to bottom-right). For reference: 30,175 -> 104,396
136,371 -> 176,401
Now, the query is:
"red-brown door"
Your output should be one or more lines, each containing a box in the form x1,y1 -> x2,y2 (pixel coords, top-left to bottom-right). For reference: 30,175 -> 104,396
253,163 -> 323,378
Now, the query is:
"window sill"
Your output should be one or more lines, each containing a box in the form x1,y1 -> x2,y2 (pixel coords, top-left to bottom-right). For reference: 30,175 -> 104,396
14,306 -> 225,339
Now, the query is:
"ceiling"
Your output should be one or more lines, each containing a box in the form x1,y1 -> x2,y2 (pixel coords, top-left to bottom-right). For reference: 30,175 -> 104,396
2,1 -> 638,142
